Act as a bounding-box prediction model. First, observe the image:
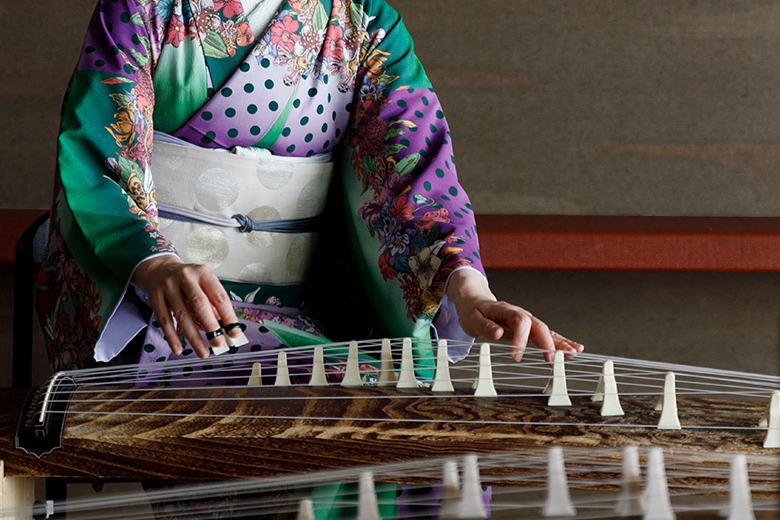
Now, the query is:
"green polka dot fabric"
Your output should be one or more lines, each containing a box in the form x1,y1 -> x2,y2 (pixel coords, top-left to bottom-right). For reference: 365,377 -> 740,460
174,6 -> 355,156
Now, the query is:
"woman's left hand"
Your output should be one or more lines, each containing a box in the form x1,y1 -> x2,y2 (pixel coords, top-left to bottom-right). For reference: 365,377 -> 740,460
445,269 -> 584,363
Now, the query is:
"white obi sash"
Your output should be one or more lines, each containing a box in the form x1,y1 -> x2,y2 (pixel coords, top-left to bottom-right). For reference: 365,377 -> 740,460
150,134 -> 333,285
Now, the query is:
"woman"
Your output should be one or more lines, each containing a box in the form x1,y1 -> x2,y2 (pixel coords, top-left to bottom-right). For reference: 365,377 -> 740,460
34,1 -> 585,516
36,0 -> 582,383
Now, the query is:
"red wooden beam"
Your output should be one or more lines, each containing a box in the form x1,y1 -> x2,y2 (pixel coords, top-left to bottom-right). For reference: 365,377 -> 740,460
1,209 -> 48,264
476,215 -> 780,271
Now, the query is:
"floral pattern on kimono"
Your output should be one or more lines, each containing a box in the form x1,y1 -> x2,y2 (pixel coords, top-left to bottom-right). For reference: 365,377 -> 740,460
36,0 -> 485,371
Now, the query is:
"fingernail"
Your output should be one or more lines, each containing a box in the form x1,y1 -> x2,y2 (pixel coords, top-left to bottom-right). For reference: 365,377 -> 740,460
169,341 -> 182,356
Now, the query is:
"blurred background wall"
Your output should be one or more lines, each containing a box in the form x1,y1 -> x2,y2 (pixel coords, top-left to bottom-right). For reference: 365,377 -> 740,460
1,0 -> 778,386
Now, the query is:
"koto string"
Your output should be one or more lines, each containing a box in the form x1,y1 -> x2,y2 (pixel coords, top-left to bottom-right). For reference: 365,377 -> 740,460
53,347 -> 779,403
26,339 -> 779,434
31,409 -> 776,432
53,342 -> 780,391
40,369 -> 778,404
55,373 -> 774,398
57,340 -> 780,384
29,448 -> 777,499
12,483 -> 779,517
40,388 -> 777,405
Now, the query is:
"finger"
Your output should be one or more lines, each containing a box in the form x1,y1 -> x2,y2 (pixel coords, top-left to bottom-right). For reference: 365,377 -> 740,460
465,313 -> 504,342
529,317 -> 556,364
150,296 -> 183,355
550,331 -> 585,358
174,309 -> 211,359
497,308 -> 532,362
200,271 -> 241,338
509,343 -> 527,363
478,302 -> 532,361
509,314 -> 532,362
167,290 -> 212,359
179,267 -> 226,349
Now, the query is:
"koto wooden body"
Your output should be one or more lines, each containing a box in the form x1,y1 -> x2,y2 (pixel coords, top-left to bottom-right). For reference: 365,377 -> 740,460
1,386 -> 776,484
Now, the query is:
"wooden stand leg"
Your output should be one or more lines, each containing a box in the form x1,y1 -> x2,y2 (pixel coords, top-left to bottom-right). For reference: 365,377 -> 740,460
0,461 -> 34,520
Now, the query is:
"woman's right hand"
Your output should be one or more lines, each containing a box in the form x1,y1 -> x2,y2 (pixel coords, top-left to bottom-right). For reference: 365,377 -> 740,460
133,255 -> 241,358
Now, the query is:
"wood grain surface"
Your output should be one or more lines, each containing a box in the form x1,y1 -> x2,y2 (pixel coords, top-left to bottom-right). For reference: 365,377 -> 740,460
1,386 -> 776,486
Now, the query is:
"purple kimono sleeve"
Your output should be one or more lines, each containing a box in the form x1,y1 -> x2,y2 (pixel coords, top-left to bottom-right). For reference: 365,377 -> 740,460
340,0 -> 486,350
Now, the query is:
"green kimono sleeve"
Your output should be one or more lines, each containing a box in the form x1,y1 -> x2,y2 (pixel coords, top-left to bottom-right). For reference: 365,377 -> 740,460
35,0 -> 175,370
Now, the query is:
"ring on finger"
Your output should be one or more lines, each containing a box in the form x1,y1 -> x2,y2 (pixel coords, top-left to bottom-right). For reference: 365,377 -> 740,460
222,322 -> 241,334
205,329 -> 224,341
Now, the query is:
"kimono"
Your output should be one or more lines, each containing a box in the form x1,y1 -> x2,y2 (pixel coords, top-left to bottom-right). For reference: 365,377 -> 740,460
34,0 -> 486,374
